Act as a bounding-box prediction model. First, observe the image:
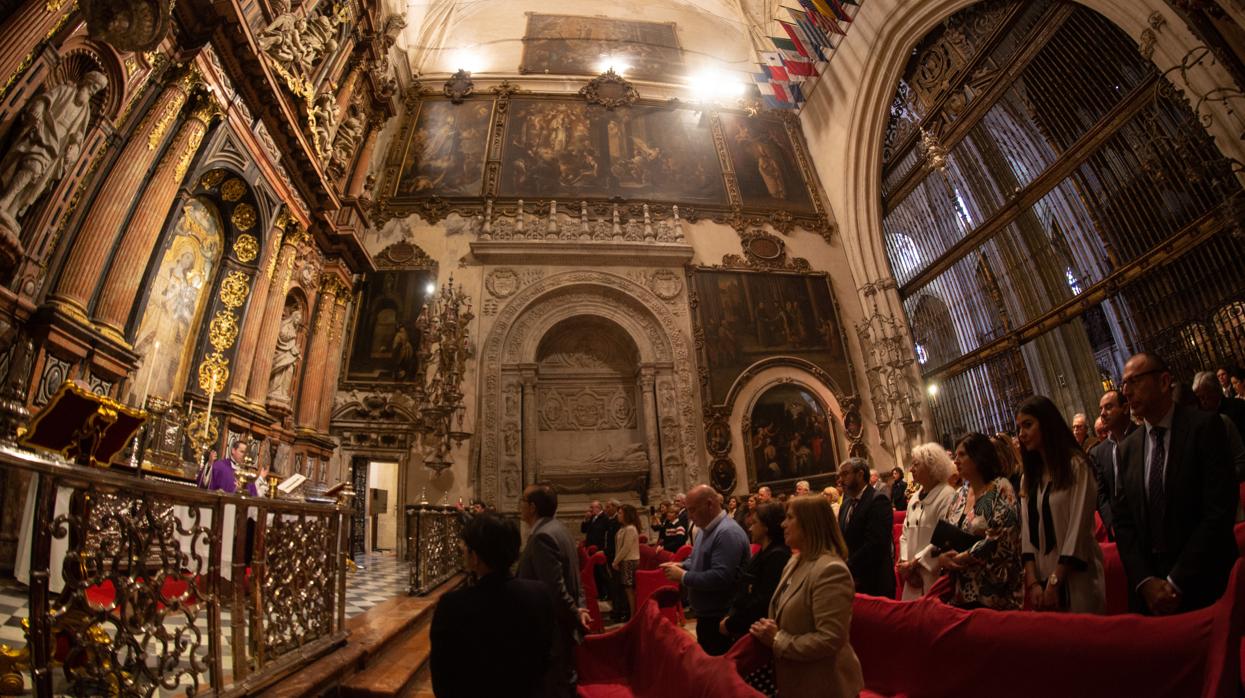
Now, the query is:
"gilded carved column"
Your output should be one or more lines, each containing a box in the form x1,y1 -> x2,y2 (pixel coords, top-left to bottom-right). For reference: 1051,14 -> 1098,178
229,215 -> 285,401
48,68 -> 198,316
245,227 -> 305,407
0,0 -> 74,104
638,367 -> 662,499
93,97 -> 218,339
294,274 -> 337,431
520,367 -> 538,488
316,288 -> 349,431
346,117 -> 384,197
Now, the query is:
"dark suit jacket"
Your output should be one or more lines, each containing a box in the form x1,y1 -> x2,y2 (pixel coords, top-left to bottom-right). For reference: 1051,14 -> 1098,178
838,486 -> 896,598
724,542 -> 791,635
1112,405 -> 1237,611
430,573 -> 553,698
1218,397 -> 1245,445
581,512 -> 610,551
1089,438 -> 1119,540
518,517 -> 585,640
891,478 -> 909,512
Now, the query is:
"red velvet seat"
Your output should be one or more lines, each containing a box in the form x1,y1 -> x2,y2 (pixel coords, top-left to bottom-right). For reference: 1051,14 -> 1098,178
580,550 -> 607,634
638,535 -> 647,545
749,543 -> 761,557
1099,542 -> 1129,615
674,544 -> 693,563
638,544 -> 658,571
577,600 -> 763,697
654,548 -> 675,565
892,510 -> 906,527
851,559 -> 1245,698
634,569 -> 682,626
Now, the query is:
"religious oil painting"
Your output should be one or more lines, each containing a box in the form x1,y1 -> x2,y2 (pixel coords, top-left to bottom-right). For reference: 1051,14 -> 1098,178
520,14 -> 684,83
748,384 -> 837,485
691,269 -> 851,404
395,99 -> 493,197
499,98 -> 727,205
129,197 -> 223,403
346,269 -> 437,382
717,113 -> 814,213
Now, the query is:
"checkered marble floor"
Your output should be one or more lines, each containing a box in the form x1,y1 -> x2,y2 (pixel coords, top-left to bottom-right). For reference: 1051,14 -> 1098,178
0,551 -> 410,695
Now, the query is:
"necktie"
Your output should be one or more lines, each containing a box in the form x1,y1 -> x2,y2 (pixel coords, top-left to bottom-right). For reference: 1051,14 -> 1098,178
843,498 -> 858,525
1147,426 -> 1166,548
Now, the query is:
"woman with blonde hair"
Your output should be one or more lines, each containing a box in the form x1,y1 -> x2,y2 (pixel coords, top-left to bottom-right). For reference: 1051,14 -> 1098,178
897,443 -> 958,600
750,496 -> 863,698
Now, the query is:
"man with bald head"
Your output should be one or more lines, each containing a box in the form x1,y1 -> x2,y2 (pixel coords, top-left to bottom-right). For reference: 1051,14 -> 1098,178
661,484 -> 750,655
1113,353 -> 1236,614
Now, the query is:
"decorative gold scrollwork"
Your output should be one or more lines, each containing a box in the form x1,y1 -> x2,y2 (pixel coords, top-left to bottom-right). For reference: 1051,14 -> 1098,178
231,203 -> 257,231
221,178 -> 247,202
208,311 -> 239,351
197,352 -> 229,393
233,233 -> 259,263
198,170 -> 226,190
218,271 -> 249,309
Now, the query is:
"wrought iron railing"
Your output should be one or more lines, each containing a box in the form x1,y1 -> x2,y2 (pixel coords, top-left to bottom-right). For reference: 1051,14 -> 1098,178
404,505 -> 463,596
0,444 -> 348,696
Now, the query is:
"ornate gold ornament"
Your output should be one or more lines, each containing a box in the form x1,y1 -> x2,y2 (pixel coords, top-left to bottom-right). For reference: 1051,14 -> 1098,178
231,203 -> 257,231
173,128 -> 205,182
579,69 -> 639,110
147,90 -> 188,151
198,352 -> 230,393
80,0 -> 174,52
443,69 -> 474,104
208,311 -> 239,351
233,234 -> 259,263
198,170 -> 226,190
219,271 -> 250,309
221,178 -> 247,202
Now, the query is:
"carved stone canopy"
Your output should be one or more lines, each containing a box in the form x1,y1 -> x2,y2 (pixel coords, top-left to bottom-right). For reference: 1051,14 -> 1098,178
81,0 -> 172,51
579,69 -> 639,110
443,69 -> 475,104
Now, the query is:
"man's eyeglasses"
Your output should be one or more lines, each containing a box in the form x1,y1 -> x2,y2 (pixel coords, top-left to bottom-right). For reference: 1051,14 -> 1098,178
1120,369 -> 1164,389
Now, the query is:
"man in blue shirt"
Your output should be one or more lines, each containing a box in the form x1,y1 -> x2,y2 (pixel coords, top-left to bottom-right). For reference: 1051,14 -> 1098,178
662,484 -> 750,655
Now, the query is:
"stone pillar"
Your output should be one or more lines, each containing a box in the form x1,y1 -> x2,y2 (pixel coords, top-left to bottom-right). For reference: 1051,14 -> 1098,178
229,216 -> 286,401
520,367 -> 538,488
638,366 -> 662,500
48,69 -> 197,316
346,122 -> 382,197
294,274 -> 336,431
245,228 -> 305,407
317,291 -> 349,431
0,0 -> 72,103
92,98 -> 217,339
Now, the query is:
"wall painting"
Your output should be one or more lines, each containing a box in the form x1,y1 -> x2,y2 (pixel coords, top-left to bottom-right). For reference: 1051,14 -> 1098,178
748,384 -> 837,485
520,14 -> 684,84
345,269 -> 437,382
718,113 -> 814,213
395,99 -> 493,197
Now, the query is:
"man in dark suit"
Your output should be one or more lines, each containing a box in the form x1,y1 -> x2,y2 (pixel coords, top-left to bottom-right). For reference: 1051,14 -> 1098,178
581,500 -> 611,601
1113,353 -> 1237,614
518,484 -> 590,698
1088,389 -> 1135,541
430,513 -> 553,698
836,458 -> 896,598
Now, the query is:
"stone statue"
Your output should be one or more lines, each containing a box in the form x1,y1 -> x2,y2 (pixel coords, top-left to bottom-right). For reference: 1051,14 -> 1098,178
0,71 -> 107,232
311,91 -> 338,162
267,306 -> 303,403
329,110 -> 364,175
258,8 -> 340,75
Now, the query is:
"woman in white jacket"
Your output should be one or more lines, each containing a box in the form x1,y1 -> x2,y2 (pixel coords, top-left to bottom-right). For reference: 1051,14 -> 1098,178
897,443 -> 958,600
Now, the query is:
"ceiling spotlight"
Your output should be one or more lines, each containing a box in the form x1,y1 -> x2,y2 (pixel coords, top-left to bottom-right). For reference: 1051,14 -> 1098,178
425,282 -> 436,296
926,383 -> 939,398
452,48 -> 483,75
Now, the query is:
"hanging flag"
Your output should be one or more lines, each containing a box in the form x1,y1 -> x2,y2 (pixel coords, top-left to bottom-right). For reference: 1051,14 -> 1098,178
771,82 -> 792,104
792,8 -> 834,49
789,81 -> 805,105
798,0 -> 845,35
784,14 -> 824,60
826,0 -> 854,22
783,54 -> 818,78
777,24 -> 810,59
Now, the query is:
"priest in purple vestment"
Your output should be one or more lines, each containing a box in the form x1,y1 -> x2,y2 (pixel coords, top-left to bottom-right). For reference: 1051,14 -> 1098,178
199,440 -> 248,493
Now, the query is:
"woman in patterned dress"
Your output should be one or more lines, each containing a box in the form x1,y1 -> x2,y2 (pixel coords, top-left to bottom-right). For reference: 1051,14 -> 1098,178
613,504 -> 641,620
938,432 -> 1024,610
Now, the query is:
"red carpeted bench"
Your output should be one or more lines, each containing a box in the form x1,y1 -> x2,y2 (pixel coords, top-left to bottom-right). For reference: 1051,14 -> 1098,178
577,600 -> 764,697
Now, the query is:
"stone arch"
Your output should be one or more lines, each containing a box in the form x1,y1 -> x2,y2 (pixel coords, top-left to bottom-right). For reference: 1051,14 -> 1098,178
477,270 -> 700,510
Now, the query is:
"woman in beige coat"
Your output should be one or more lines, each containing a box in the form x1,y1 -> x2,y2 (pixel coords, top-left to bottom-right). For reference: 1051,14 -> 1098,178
750,496 -> 864,698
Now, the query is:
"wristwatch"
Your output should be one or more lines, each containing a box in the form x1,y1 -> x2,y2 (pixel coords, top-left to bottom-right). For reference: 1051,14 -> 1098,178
1047,572 -> 1062,587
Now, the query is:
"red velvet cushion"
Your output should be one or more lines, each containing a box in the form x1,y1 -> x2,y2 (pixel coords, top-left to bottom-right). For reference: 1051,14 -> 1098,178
1099,542 -> 1129,616
892,510 -> 906,526
674,545 -> 693,562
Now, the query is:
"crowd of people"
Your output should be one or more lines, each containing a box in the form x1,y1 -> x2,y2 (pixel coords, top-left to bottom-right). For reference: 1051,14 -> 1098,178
429,351 -> 1241,697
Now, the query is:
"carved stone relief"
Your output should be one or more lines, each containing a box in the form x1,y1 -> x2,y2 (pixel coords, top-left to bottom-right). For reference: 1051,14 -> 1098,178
485,268 -> 521,298
538,386 -> 636,431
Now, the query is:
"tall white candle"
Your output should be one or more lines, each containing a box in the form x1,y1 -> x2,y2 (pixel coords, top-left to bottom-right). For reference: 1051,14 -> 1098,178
203,367 -> 217,441
139,340 -> 160,409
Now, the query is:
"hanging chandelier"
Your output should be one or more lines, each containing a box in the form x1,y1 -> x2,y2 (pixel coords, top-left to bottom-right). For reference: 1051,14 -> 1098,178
413,277 -> 473,474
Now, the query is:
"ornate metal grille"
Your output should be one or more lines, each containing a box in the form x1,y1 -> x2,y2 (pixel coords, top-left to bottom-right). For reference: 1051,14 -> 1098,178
881,0 -> 1245,438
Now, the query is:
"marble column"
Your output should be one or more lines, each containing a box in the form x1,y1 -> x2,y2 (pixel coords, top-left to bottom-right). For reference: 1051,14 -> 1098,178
520,367 -> 538,488
92,98 -> 217,340
245,228 -> 305,407
294,275 -> 336,431
638,366 -> 662,500
317,292 -> 349,431
229,217 -> 285,401
0,0 -> 73,104
48,69 -> 197,316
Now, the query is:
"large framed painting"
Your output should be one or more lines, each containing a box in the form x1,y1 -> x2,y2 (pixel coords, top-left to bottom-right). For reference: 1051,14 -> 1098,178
345,269 -> 436,382
520,14 -> 684,83
498,98 -> 727,205
394,98 -> 493,197
690,269 -> 851,405
718,113 -> 815,213
748,384 -> 838,485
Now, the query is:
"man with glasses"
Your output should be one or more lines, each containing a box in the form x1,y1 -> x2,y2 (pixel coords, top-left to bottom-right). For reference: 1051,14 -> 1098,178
517,484 -> 590,697
1112,353 -> 1236,614
836,458 -> 896,599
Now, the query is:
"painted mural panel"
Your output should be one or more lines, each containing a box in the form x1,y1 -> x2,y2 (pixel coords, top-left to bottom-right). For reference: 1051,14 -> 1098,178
499,98 -> 727,204
691,270 -> 850,404
346,269 -> 437,382
749,384 -> 837,485
520,14 -> 684,83
395,99 -> 492,197
129,197 -> 223,402
718,113 -> 814,213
